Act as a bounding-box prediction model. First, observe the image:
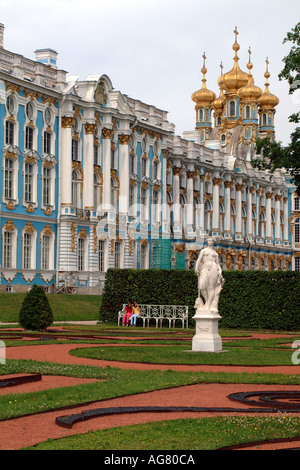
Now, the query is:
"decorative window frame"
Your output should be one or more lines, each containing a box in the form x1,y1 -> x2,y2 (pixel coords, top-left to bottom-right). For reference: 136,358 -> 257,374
77,227 -> 88,272
2,147 -> 21,208
22,152 -> 40,211
40,224 -> 55,271
21,222 -> 37,271
139,239 -> 149,269
2,220 -> 18,270
24,99 -> 38,151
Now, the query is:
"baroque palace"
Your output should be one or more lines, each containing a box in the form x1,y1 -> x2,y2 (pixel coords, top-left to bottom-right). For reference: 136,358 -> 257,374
0,24 -> 299,294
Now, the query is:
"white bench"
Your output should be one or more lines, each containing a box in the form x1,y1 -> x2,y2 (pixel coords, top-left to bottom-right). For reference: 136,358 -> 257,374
118,304 -> 189,329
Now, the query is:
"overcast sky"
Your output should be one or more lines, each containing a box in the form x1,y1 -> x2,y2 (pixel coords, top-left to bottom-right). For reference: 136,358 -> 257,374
1,0 -> 299,144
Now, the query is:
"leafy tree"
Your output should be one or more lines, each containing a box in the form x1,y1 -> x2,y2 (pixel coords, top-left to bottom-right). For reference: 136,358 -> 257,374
252,22 -> 300,195
19,285 -> 54,331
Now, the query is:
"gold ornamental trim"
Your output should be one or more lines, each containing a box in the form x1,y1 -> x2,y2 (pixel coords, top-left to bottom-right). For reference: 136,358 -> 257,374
119,134 -> 131,145
4,219 -> 16,232
61,116 -> 75,128
85,123 -> 97,135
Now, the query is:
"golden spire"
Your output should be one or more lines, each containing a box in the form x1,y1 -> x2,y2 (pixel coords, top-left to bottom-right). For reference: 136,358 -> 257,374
191,52 -> 216,108
257,57 -> 279,110
213,61 -> 226,114
237,46 -> 262,102
220,27 -> 249,95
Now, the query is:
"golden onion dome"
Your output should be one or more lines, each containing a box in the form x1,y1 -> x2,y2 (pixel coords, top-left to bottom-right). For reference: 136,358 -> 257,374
192,53 -> 216,107
237,48 -> 262,102
257,58 -> 279,110
221,27 -> 249,95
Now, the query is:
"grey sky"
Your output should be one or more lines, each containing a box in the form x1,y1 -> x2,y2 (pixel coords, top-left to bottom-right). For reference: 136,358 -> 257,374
1,0 -> 299,144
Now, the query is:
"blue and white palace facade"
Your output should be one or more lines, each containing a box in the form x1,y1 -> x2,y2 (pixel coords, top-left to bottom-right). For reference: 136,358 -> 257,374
0,24 -> 299,293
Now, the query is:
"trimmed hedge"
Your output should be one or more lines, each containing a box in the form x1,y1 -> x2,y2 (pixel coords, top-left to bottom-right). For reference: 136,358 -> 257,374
100,269 -> 300,331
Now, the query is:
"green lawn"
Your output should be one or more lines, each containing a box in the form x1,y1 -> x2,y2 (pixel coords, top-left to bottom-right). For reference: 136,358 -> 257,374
25,415 -> 300,450
0,293 -> 102,322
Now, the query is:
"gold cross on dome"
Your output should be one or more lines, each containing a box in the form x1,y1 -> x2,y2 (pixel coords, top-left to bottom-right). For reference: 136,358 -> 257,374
202,52 -> 206,66
234,26 -> 239,42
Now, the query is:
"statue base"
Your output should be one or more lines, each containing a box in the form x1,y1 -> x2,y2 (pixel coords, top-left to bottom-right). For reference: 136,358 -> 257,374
192,309 -> 222,352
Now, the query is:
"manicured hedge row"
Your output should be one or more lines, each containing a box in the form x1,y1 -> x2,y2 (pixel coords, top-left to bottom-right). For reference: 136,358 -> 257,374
99,269 -> 300,331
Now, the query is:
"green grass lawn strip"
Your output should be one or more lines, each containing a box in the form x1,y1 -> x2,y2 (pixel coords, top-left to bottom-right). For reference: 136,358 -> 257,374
25,415 -> 300,450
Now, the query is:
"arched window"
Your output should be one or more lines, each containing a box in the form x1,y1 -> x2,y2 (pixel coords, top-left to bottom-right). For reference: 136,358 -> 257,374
245,105 -> 250,119
199,109 -> 204,122
262,113 -> 267,126
229,100 -> 236,117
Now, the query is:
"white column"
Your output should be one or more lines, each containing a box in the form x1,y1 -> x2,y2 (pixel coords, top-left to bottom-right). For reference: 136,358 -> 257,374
275,194 -> 282,244
212,177 -> 221,235
118,134 -> 130,216
83,123 -> 96,210
235,183 -> 243,240
224,180 -> 232,237
102,128 -> 113,211
173,166 -> 181,227
283,196 -> 289,243
162,150 -> 169,237
246,186 -> 254,239
186,171 -> 194,232
60,117 -> 74,206
266,190 -> 273,242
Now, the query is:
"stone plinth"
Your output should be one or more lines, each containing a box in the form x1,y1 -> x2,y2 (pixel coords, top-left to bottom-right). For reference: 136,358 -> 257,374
192,309 -> 222,352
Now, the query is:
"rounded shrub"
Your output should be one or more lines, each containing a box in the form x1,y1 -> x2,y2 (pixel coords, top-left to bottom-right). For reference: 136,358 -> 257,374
19,285 -> 54,331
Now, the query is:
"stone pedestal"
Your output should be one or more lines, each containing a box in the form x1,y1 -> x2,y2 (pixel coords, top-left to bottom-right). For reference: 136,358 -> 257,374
192,309 -> 222,352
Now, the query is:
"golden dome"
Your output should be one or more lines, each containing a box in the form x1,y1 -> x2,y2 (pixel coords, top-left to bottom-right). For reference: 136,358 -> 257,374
237,48 -> 262,102
221,27 -> 249,95
257,58 -> 279,110
192,53 -> 216,108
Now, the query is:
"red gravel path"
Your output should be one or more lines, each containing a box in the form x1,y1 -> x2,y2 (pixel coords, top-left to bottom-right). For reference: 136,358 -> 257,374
1,336 -> 300,450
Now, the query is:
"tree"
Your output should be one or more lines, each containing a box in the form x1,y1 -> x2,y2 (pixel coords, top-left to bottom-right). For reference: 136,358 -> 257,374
19,285 -> 54,331
252,22 -> 300,195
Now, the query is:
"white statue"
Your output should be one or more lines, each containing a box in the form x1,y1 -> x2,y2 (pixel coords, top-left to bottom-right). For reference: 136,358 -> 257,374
194,237 -> 224,312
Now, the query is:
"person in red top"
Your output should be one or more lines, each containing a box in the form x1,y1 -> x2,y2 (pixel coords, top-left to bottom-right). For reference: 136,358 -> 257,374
122,302 -> 133,326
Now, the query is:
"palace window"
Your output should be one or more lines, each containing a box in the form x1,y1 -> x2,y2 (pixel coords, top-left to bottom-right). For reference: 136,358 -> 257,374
140,243 -> 148,269
77,238 -> 86,272
199,109 -> 204,122
3,231 -> 13,269
295,218 -> 300,244
98,240 -> 106,272
5,120 -> 14,145
229,100 -> 236,117
41,235 -> 50,270
261,113 -> 267,127
72,139 -> 79,161
93,174 -> 101,209
42,166 -> 52,206
23,233 -> 32,270
24,163 -> 33,203
294,196 -> 299,211
140,187 -> 147,221
141,157 -> 147,178
71,171 -> 80,208
43,131 -> 51,155
152,190 -> 160,224
129,153 -> 135,174
245,105 -> 251,119
129,184 -> 136,215
295,257 -> 300,272
153,160 -> 159,180
25,126 -> 34,150
4,159 -> 14,199
114,241 -> 122,268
